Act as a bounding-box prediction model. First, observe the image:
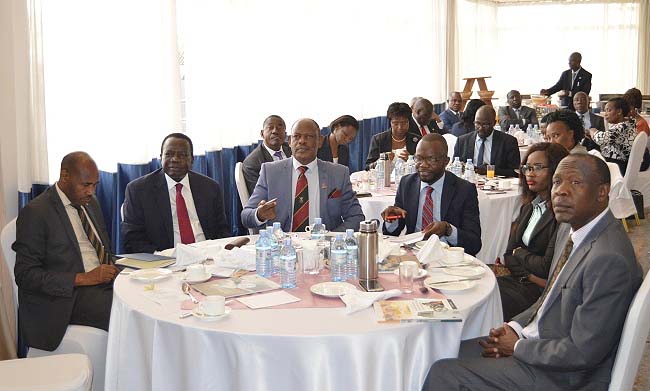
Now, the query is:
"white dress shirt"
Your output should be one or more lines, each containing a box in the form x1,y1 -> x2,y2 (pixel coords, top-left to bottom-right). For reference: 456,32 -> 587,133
291,157 -> 320,228
473,132 -> 494,165
165,173 -> 206,246
263,143 -> 286,161
521,197 -> 547,247
413,115 -> 444,134
55,183 -> 101,272
509,207 -> 610,347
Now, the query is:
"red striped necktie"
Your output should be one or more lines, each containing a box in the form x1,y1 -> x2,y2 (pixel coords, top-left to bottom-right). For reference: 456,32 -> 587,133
72,204 -> 112,264
420,125 -> 427,136
175,183 -> 195,244
421,186 -> 434,229
292,166 -> 309,232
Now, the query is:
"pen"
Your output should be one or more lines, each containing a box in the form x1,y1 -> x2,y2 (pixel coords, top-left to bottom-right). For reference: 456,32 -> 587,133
384,214 -> 402,221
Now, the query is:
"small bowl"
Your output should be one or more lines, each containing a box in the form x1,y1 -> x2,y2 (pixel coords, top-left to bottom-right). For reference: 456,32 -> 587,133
460,91 -> 473,100
477,90 -> 495,98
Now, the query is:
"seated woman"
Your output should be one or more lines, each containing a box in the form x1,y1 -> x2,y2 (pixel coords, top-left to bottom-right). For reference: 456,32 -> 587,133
623,87 -> 650,135
317,115 -> 359,168
451,99 -> 485,137
497,142 -> 569,321
544,109 -> 588,154
591,97 -> 639,175
365,102 -> 421,169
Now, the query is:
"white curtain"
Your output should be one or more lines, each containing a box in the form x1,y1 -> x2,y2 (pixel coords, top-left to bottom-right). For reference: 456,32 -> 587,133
177,0 -> 449,151
40,0 -> 182,180
457,0 -> 640,105
638,0 -> 650,93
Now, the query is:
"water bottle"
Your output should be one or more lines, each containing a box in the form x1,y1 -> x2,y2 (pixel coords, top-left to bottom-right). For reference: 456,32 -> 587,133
311,218 -> 325,241
266,226 -> 280,276
514,124 -> 521,133
464,159 -> 475,183
405,155 -> 416,174
376,154 -> 385,189
394,158 -> 404,186
508,124 -> 515,135
255,229 -> 272,277
450,157 -> 462,177
330,234 -> 347,282
345,229 -> 358,279
280,238 -> 297,288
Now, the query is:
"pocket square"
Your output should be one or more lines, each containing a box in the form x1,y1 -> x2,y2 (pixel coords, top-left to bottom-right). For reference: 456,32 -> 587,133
328,188 -> 342,199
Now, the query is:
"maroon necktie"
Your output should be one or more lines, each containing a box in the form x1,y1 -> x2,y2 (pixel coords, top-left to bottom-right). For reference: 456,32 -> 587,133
292,166 -> 309,232
420,125 -> 427,137
421,186 -> 434,229
175,183 -> 195,244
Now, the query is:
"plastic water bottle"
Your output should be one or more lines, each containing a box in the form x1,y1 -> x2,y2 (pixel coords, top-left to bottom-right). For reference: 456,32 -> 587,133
514,124 -> 521,133
405,155 -> 416,174
255,229 -> 272,277
394,158 -> 404,186
464,159 -> 475,183
450,157 -> 462,178
280,238 -> 297,288
266,227 -> 280,276
376,156 -> 385,189
330,234 -> 347,282
345,229 -> 358,279
311,218 -> 325,241
508,124 -> 515,135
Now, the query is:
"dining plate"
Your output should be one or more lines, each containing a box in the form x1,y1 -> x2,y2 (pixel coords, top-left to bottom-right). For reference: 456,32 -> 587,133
310,282 -> 358,297
182,272 -> 212,284
424,276 -> 477,291
443,265 -> 485,278
393,268 -> 428,279
129,268 -> 172,283
192,306 -> 231,322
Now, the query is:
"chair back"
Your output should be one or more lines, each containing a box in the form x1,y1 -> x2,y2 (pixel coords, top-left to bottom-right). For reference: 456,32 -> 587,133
234,162 -> 250,208
442,133 -> 457,160
608,272 -> 650,390
623,131 -> 648,190
1,218 -> 18,326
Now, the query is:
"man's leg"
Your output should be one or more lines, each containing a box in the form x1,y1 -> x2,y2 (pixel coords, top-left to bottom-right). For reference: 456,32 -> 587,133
69,284 -> 113,330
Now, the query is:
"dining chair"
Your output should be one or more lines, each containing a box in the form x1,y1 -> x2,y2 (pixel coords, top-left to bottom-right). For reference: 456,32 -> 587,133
620,132 -> 648,231
0,353 -> 93,391
1,218 -> 108,391
442,133 -> 457,160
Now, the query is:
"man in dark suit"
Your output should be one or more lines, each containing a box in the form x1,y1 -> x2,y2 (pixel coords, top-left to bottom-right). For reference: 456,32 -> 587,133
498,90 -> 539,131
439,91 -> 463,132
13,152 -> 119,351
242,115 -> 292,195
454,105 -> 521,177
573,91 -> 604,151
541,52 -> 592,111
409,98 -> 446,137
122,133 -> 230,253
381,134 -> 481,256
424,154 -> 642,391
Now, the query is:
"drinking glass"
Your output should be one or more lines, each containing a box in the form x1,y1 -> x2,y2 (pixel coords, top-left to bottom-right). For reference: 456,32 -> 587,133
399,261 -> 418,293
486,164 -> 496,178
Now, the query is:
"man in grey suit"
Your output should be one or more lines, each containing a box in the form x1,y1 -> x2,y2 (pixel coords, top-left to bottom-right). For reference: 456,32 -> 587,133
241,118 -> 364,232
13,152 -> 119,351
424,154 -> 642,391
498,90 -> 539,131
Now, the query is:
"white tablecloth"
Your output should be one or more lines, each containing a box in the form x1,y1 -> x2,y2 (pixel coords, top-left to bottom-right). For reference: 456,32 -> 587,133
105,241 -> 502,391
357,180 -> 521,264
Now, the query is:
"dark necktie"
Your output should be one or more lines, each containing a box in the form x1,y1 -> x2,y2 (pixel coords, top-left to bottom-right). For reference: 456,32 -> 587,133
273,151 -> 283,160
72,204 -> 112,265
526,237 -> 574,325
421,186 -> 434,229
292,166 -> 309,232
514,109 -> 520,119
175,183 -> 195,244
477,137 -> 487,166
580,113 -> 586,129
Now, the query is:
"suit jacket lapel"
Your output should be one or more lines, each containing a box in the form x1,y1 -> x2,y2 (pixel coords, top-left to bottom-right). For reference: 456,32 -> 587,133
526,206 -> 553,242
317,160 -> 329,220
260,144 -> 274,162
440,174 -> 456,222
515,204 -> 534,241
282,144 -> 292,158
467,133 -> 477,162
153,171 -> 174,245
48,187 -> 83,263
490,131 -> 502,164
405,175 -> 421,232
188,171 -> 210,234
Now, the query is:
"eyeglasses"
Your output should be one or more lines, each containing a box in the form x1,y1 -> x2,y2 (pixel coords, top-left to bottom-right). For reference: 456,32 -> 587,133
473,121 -> 493,129
521,164 -> 549,175
414,155 -> 447,165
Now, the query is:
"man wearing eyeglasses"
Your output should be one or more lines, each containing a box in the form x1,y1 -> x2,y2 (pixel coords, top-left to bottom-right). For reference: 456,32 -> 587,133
380,133 -> 481,256
454,106 -> 521,177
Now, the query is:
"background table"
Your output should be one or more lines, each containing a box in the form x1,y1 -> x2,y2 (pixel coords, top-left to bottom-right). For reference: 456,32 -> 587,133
357,180 -> 521,264
105,238 -> 503,391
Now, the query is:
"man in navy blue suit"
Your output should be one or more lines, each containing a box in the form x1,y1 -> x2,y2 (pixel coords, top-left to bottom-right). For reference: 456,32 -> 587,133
381,133 -> 481,256
540,52 -> 592,111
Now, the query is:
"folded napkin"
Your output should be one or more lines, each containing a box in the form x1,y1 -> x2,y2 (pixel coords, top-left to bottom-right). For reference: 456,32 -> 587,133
415,234 -> 446,265
378,238 -> 400,262
340,289 -> 402,314
212,246 -> 256,271
175,243 -> 209,267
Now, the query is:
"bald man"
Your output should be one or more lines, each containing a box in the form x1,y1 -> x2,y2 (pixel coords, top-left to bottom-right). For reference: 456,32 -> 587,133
13,152 -> 118,351
241,118 -> 364,232
541,52 -> 592,110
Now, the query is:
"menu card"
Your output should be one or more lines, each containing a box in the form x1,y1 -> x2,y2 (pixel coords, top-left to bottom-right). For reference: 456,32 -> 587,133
373,299 -> 461,323
191,274 -> 280,298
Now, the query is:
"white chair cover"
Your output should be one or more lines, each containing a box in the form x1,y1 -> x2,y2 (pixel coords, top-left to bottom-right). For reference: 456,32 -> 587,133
442,133 -> 457,160
234,162 -> 250,207
0,354 -> 92,391
588,151 -> 637,218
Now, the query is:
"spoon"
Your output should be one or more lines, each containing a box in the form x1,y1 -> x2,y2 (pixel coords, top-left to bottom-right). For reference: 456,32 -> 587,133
182,282 -> 199,304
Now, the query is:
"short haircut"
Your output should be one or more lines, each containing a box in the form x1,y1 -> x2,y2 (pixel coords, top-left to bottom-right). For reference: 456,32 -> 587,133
415,98 -> 434,111
60,151 -> 95,173
607,97 -> 630,117
387,102 -> 412,120
263,115 -> 286,128
460,99 -> 486,126
623,88 -> 643,110
291,118 -> 321,135
420,133 -> 448,153
583,154 -> 611,185
160,132 -> 194,157
448,91 -> 460,100
545,109 -> 584,146
519,142 -> 569,205
571,52 -> 582,61
507,90 -> 520,99
329,115 -> 359,131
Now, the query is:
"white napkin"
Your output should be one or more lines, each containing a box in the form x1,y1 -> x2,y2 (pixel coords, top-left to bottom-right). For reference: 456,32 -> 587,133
340,289 -> 402,314
212,246 -> 256,271
378,238 -> 400,262
175,243 -> 209,267
415,234 -> 446,265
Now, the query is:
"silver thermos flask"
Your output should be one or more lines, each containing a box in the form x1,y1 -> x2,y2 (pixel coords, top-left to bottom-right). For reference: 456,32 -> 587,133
358,220 -> 383,292
380,153 -> 392,188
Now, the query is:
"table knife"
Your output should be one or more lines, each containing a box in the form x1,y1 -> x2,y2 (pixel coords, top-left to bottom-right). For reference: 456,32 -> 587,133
427,277 -> 481,285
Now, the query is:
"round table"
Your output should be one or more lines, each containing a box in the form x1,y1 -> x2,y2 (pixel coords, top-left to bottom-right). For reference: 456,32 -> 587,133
104,238 -> 503,391
357,180 -> 522,264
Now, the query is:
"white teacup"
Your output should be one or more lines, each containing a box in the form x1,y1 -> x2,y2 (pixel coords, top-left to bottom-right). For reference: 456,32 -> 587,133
199,295 -> 225,316
497,180 -> 512,190
187,264 -> 206,280
445,247 -> 465,265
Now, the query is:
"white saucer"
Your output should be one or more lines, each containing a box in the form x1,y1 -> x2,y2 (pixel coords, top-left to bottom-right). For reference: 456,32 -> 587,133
425,276 -> 477,291
310,282 -> 358,297
192,306 -> 231,321
393,268 -> 428,279
129,268 -> 172,283
443,265 -> 485,278
182,272 -> 212,284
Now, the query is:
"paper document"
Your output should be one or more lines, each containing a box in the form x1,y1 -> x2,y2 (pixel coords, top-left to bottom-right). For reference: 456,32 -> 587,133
116,253 -> 174,261
237,291 -> 301,309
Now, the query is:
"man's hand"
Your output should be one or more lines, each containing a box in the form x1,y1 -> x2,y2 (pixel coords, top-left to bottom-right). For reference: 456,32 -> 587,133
431,112 -> 442,123
422,221 -> 448,239
479,323 -> 519,358
256,199 -> 277,222
381,206 -> 407,222
588,128 -> 599,139
397,149 -> 410,161
75,264 -> 119,286
540,89 -> 548,96
558,90 -> 567,97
